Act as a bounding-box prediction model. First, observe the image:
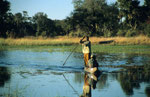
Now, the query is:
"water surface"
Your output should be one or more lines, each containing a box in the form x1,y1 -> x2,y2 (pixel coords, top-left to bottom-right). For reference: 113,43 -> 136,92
0,49 -> 150,97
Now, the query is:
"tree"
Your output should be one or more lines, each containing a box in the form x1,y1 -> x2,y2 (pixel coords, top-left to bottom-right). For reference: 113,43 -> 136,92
101,3 -> 119,37
13,12 -> 29,37
33,12 -> 47,36
54,20 -> 68,36
69,0 -> 119,36
144,0 -> 150,6
117,0 -> 148,30
144,0 -> 150,20
5,11 -> 36,38
72,0 -> 84,9
70,0 -> 107,36
82,0 -> 107,35
5,12 -> 16,38
0,0 -> 10,37
0,0 -> 10,16
33,12 -> 58,37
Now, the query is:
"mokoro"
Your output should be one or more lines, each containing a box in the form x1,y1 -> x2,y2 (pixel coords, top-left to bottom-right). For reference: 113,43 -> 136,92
84,67 -> 98,73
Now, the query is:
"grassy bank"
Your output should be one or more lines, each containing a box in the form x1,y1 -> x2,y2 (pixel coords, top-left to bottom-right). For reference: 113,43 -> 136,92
0,36 -> 150,54
0,44 -> 150,54
0,36 -> 150,46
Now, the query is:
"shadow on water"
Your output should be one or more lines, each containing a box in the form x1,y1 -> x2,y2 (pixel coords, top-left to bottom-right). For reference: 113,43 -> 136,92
0,67 -> 11,87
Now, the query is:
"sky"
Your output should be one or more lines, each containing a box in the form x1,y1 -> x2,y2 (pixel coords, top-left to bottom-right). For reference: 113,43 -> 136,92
8,0 -> 75,20
7,0 -> 144,20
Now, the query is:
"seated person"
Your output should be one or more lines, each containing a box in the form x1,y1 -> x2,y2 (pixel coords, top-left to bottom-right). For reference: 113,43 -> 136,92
88,55 -> 99,68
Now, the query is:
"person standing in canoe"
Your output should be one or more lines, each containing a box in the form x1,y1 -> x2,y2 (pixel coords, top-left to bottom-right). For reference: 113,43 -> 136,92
80,36 -> 91,67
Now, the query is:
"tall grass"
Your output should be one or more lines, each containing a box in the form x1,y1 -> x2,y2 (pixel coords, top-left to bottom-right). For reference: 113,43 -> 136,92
0,36 -> 150,54
0,36 -> 150,46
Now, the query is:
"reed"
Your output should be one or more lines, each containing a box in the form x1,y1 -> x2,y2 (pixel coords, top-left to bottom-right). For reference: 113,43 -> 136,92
0,36 -> 150,46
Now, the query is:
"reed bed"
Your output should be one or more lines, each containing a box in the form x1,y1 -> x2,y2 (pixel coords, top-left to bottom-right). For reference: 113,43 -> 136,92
0,36 -> 150,46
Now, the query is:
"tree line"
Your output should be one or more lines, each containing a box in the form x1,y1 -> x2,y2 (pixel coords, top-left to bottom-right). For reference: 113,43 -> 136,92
0,0 -> 150,38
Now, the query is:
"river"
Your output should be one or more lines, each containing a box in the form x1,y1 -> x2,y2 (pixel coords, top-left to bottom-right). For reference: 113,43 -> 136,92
0,49 -> 150,97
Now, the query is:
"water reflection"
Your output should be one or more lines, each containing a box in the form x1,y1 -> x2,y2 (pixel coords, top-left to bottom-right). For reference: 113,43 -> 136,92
0,50 -> 150,97
80,71 -> 101,97
78,64 -> 150,97
145,86 -> 150,97
96,74 -> 108,90
0,67 -> 11,87
96,53 -> 150,66
117,64 -> 150,96
74,73 -> 84,84
0,51 -> 6,58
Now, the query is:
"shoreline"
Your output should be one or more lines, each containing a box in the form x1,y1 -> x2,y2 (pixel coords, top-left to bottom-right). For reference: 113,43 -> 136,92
1,44 -> 150,54
0,36 -> 150,46
0,36 -> 150,54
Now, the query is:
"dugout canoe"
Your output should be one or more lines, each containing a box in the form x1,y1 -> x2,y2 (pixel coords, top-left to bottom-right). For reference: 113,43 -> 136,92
84,67 -> 98,73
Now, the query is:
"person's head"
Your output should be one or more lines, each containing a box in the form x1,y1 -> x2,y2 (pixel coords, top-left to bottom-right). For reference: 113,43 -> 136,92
91,54 -> 96,60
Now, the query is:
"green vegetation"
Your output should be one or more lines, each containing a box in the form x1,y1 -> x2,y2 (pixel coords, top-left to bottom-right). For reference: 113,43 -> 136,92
0,36 -> 150,54
0,0 -> 150,54
0,0 -> 150,38
0,36 -> 150,46
91,45 -> 150,54
1,44 -> 150,54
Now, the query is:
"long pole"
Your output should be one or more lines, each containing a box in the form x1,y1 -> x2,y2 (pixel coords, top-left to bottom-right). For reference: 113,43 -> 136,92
63,74 -> 80,96
62,44 -> 79,66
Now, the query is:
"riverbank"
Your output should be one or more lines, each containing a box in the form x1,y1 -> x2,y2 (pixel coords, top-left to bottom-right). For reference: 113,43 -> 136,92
0,36 -> 150,54
0,36 -> 150,46
1,44 -> 150,54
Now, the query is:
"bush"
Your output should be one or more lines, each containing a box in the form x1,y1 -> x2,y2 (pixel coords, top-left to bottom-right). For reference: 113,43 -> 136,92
69,29 -> 87,37
117,30 -> 126,36
125,29 -> 136,37
104,30 -> 112,37
6,30 -> 16,38
144,23 -> 150,37
41,31 -> 47,37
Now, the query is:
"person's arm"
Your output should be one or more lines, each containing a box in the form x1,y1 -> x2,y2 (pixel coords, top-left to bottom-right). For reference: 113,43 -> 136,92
80,36 -> 85,44
84,41 -> 90,46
